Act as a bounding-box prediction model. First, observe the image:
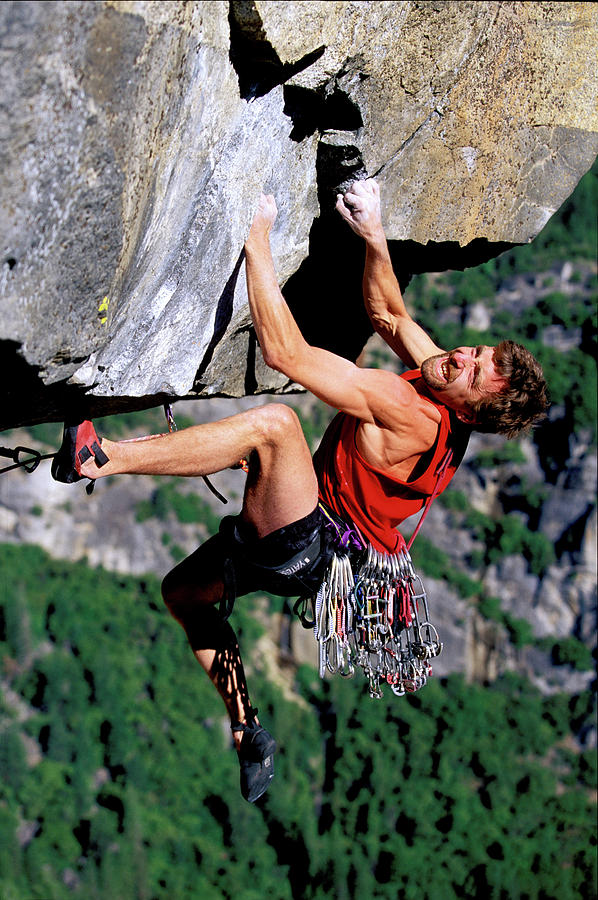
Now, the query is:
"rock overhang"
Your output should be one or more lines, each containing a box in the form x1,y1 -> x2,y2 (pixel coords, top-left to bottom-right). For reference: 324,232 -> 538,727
1,0 -> 597,429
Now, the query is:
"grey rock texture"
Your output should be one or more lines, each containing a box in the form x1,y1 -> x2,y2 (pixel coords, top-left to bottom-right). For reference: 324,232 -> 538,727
1,0 -> 598,428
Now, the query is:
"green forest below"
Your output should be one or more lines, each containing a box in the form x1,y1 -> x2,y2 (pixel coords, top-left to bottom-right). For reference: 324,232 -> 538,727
1,163 -> 596,898
0,544 -> 595,900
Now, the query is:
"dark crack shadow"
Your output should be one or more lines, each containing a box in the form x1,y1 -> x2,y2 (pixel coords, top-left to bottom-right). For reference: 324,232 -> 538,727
229,1 -> 325,100
282,215 -> 374,362
194,249 -> 245,389
283,208 -> 518,367
283,84 -> 363,142
0,339 -> 91,430
244,330 -> 258,395
391,237 -> 515,276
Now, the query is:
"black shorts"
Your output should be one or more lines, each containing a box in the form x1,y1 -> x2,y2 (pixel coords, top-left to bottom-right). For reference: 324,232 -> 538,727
217,505 -> 336,614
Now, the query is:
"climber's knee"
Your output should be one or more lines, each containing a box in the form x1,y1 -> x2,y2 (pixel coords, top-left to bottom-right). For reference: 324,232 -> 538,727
162,582 -> 237,652
254,403 -> 303,450
161,534 -> 226,617
161,570 -> 192,624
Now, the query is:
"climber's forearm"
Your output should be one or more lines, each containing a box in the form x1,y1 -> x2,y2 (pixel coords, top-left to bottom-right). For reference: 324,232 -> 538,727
362,232 -> 443,367
244,236 -> 309,374
336,178 -> 442,367
362,229 -> 409,327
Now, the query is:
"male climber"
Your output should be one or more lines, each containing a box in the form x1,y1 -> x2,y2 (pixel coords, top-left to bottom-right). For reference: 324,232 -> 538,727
52,179 -> 548,802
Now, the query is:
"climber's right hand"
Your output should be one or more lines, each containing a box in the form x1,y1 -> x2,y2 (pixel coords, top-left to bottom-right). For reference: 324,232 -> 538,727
246,193 -> 278,247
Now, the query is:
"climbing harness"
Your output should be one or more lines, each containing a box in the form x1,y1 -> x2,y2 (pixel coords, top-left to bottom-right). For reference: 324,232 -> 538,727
303,450 -> 453,700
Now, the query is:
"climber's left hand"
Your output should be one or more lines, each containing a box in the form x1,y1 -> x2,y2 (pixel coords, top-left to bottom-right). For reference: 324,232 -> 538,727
336,178 -> 383,239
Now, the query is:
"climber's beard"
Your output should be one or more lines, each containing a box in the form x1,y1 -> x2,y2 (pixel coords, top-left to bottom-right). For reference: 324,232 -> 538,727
420,353 -> 460,390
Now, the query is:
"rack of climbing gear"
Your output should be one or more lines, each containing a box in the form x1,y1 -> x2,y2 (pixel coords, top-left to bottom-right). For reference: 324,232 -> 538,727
309,541 -> 442,700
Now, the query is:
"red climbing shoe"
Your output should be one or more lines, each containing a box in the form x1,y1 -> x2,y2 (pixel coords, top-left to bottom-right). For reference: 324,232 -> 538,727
51,421 -> 109,484
232,711 -> 276,803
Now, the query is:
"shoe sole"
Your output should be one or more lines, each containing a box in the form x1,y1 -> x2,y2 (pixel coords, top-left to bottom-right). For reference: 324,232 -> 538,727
52,422 -> 108,484
240,752 -> 275,803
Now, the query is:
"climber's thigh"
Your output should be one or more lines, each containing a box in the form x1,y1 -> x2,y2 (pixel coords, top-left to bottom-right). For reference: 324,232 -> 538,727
242,404 -> 319,539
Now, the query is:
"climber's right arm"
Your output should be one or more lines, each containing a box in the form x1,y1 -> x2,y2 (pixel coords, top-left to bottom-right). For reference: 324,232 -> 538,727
336,179 -> 444,368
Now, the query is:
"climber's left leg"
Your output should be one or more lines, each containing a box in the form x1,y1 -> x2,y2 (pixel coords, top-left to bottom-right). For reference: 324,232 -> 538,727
162,533 -> 276,803
161,532 -> 254,729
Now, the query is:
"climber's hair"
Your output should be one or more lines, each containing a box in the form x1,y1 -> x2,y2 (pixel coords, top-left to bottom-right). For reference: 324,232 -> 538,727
470,341 -> 549,438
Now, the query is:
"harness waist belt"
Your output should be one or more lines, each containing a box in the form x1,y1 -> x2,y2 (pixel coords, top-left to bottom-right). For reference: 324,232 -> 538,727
238,531 -> 322,577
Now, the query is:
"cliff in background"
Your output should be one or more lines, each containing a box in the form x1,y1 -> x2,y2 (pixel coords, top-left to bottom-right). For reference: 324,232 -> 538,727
0,8 -> 595,890
1,0 -> 598,427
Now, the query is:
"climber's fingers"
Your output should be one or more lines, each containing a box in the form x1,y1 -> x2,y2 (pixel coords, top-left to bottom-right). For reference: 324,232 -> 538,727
247,193 -> 278,243
335,193 -> 351,217
336,178 -> 381,234
345,179 -> 380,208
256,192 -> 277,222
349,178 -> 379,199
335,192 -> 364,227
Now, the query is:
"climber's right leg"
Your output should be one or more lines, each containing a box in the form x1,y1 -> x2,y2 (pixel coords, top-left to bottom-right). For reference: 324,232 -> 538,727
151,403 -> 319,802
52,404 -> 318,534
53,404 -> 319,802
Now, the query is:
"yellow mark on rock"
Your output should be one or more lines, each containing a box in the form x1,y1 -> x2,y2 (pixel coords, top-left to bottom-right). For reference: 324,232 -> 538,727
98,295 -> 110,325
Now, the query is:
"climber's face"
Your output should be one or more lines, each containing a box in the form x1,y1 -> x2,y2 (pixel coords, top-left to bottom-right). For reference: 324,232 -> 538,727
420,345 -> 507,422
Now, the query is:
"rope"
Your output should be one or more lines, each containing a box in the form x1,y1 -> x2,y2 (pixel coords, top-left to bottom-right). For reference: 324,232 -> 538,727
163,403 -> 229,505
406,449 -> 453,551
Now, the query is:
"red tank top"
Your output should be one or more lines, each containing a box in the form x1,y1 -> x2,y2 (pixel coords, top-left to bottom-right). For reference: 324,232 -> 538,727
313,369 -> 470,553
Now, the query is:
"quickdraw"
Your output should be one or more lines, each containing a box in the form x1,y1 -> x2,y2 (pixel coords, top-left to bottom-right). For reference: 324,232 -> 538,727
310,542 -> 443,699
163,403 -> 232,505
307,449 -> 452,698
0,445 -> 55,475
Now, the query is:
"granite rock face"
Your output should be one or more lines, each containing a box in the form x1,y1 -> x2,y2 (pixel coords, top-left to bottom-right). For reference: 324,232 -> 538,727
1,0 -> 597,427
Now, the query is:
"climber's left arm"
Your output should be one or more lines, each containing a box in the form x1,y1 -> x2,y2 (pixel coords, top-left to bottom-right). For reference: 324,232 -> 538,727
243,193 -> 435,433
336,179 -> 444,368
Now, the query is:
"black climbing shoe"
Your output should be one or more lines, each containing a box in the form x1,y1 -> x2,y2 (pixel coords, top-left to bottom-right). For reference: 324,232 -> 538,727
51,421 -> 109,491
233,714 -> 276,803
